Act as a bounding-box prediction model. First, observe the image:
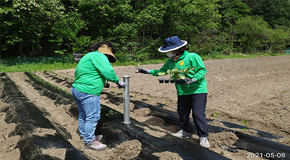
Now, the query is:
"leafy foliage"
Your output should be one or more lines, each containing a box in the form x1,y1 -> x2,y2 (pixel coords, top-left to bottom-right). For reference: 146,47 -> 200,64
242,120 -> 249,130
1,0 -> 71,56
0,0 -> 290,60
250,0 -> 290,27
214,112 -> 219,121
219,0 -> 251,50
234,16 -> 269,52
157,67 -> 195,79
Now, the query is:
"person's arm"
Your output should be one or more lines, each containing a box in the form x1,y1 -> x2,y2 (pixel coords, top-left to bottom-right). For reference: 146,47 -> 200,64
186,54 -> 207,81
92,54 -> 120,83
149,60 -> 171,76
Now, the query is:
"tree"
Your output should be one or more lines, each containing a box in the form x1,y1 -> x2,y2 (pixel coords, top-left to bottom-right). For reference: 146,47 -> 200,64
49,11 -> 89,54
235,15 -> 289,53
219,0 -> 251,50
234,16 -> 270,52
128,0 -> 166,59
160,0 -> 221,54
251,0 -> 290,27
0,0 -> 86,58
266,26 -> 289,52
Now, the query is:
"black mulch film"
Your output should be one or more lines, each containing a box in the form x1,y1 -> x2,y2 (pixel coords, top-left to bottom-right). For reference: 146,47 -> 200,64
1,72 -> 290,160
0,73 -> 92,160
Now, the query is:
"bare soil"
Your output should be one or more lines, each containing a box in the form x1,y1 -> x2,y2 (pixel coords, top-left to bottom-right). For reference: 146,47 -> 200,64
1,55 -> 289,160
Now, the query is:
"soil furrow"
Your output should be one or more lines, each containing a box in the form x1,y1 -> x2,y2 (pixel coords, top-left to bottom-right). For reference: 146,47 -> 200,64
3,72 -> 187,159
1,55 -> 290,160
5,72 -> 86,159
34,71 -> 277,159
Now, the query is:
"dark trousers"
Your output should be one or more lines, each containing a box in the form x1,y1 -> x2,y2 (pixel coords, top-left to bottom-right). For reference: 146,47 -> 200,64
177,93 -> 209,137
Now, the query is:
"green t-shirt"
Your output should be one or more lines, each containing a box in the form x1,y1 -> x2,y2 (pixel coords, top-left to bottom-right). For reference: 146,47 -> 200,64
72,51 -> 120,95
150,51 -> 207,95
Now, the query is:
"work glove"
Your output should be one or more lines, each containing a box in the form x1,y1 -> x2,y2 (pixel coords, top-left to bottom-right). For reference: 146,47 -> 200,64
104,83 -> 110,88
176,78 -> 197,85
117,81 -> 125,88
104,80 -> 110,88
136,68 -> 150,74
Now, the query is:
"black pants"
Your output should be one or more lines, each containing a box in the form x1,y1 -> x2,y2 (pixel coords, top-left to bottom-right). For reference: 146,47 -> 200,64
177,93 -> 209,137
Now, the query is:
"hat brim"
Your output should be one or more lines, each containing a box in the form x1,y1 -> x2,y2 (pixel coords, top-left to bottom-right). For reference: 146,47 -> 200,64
158,40 -> 188,53
98,47 -> 116,63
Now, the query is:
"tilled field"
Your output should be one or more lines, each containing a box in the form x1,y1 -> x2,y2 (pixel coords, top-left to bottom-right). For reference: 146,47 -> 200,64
1,55 -> 290,160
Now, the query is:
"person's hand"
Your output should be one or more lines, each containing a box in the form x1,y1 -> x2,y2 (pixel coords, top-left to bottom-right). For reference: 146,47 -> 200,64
136,68 -> 150,74
176,78 -> 197,85
117,81 -> 125,88
104,83 -> 110,88
104,80 -> 110,88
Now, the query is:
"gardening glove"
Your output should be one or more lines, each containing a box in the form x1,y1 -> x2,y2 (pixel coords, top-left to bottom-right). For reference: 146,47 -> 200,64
104,83 -> 110,88
116,81 -> 125,88
176,78 -> 197,85
136,68 -> 150,74
104,80 -> 110,88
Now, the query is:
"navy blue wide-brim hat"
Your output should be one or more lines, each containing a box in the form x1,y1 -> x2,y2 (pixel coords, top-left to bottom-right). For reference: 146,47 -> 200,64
158,36 -> 188,52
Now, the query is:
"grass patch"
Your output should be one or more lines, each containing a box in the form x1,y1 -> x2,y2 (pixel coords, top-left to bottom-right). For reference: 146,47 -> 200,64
0,53 -> 287,73
0,62 -> 77,73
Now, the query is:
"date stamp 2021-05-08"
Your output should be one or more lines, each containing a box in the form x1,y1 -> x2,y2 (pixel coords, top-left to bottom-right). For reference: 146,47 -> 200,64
246,153 -> 286,159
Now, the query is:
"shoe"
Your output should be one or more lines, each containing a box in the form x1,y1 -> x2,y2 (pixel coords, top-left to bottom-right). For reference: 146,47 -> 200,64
171,129 -> 192,138
85,138 -> 107,151
200,137 -> 210,148
81,135 -> 103,141
95,135 -> 103,141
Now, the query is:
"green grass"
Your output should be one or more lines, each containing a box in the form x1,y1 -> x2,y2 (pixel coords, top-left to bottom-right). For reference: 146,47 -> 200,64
0,53 -> 287,73
0,62 -> 77,73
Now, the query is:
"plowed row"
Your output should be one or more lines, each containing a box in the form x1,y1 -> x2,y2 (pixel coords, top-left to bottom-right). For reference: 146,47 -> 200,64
1,55 -> 290,160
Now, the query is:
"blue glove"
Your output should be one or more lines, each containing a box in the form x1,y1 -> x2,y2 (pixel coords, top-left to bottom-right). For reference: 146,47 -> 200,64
136,68 -> 150,74
176,78 -> 197,85
117,81 -> 125,88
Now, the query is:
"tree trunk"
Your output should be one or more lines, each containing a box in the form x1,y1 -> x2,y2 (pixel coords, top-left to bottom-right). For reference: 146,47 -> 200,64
198,34 -> 201,50
143,25 -> 145,45
19,42 -> 24,57
268,46 -> 272,51
230,29 -> 234,50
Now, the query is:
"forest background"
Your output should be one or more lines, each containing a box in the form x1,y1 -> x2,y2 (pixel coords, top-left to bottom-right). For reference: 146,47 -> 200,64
1,0 -> 290,62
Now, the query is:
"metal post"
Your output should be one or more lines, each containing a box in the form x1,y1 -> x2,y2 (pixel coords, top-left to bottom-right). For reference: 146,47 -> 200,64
122,75 -> 131,124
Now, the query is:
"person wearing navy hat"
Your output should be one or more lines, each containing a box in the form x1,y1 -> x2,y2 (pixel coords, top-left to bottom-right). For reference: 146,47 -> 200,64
136,36 -> 210,148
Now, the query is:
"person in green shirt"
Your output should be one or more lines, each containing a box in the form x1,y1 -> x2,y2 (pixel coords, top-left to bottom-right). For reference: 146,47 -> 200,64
72,42 -> 125,151
136,36 -> 210,148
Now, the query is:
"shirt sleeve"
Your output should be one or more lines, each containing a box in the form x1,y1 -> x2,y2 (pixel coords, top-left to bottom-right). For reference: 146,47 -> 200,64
92,54 -> 120,83
150,60 -> 171,76
187,54 -> 207,81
